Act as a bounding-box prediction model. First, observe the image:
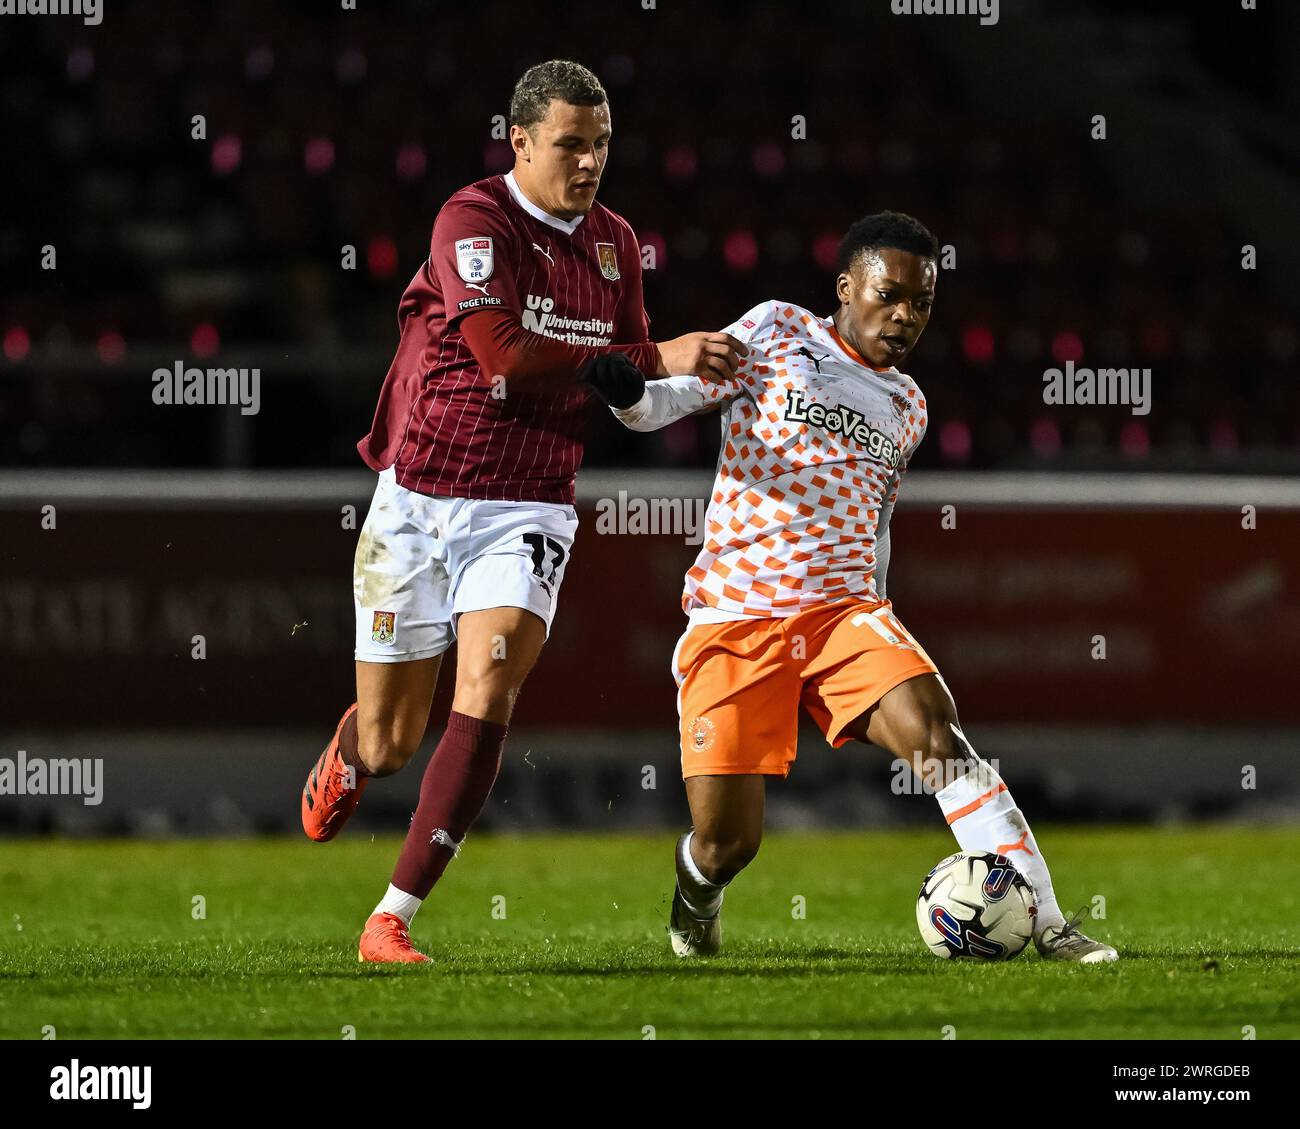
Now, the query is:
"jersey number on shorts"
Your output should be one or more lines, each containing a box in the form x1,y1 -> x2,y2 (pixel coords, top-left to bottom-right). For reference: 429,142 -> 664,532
522,533 -> 568,586
852,608 -> 916,649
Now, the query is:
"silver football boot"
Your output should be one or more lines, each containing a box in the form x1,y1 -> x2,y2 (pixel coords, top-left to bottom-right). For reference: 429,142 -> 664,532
1035,906 -> 1119,963
668,832 -> 723,957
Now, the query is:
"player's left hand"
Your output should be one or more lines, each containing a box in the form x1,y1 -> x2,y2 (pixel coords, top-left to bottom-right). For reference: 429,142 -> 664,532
579,352 -> 645,410
655,332 -> 747,381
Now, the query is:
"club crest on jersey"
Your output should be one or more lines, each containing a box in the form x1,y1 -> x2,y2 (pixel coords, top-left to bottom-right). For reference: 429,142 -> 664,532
371,611 -> 396,646
890,392 -> 910,420
689,716 -> 715,752
596,242 -> 619,280
456,237 -> 494,283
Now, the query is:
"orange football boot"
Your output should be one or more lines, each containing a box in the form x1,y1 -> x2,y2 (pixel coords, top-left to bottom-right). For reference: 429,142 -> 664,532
358,913 -> 430,963
301,702 -> 368,842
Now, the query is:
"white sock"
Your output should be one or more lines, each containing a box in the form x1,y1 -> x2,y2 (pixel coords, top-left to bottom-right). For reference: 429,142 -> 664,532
374,883 -> 423,926
678,831 -> 726,918
934,745 -> 1064,933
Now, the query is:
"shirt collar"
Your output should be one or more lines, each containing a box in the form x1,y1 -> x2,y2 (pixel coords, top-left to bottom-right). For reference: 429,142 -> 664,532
504,171 -> 585,235
823,314 -> 896,373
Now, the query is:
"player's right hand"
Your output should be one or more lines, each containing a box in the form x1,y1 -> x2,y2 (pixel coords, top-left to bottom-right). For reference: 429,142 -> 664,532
655,332 -> 747,381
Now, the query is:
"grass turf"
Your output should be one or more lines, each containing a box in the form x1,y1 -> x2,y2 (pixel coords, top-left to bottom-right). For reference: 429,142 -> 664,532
1,828 -> 1297,1039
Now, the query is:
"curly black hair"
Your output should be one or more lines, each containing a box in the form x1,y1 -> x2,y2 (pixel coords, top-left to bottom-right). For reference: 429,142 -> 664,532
837,211 -> 938,273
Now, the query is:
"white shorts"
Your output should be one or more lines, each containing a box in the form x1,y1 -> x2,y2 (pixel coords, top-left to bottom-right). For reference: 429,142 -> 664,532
353,467 -> 579,663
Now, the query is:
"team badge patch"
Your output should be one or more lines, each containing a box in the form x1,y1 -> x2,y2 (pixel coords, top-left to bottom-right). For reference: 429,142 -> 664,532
370,611 -> 396,645
890,391 -> 910,420
688,716 -> 715,752
456,237 -> 494,283
596,242 -> 620,281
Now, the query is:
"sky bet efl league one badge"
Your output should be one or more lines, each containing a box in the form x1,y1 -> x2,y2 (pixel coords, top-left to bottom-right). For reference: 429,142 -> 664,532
371,611 -> 396,646
456,237 -> 493,283
596,242 -> 619,280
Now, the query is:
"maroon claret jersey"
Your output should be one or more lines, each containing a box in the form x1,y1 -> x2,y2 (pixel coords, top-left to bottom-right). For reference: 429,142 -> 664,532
358,172 -> 653,504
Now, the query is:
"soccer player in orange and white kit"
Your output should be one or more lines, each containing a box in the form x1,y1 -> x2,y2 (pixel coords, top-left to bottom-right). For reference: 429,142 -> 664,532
608,212 -> 1118,963
299,60 -> 743,963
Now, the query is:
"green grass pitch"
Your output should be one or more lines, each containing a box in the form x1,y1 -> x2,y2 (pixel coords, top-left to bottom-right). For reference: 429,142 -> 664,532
2,828 -> 1297,1039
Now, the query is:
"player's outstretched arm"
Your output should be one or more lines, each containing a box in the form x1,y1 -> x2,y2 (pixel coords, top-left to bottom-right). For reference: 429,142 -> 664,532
458,308 -> 661,390
608,326 -> 757,430
606,373 -> 714,432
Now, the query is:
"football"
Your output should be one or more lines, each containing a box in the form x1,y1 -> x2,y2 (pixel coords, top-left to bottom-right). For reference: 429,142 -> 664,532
916,851 -> 1037,960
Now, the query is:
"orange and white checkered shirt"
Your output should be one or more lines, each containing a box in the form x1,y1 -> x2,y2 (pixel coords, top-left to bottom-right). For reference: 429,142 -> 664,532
614,299 -> 927,620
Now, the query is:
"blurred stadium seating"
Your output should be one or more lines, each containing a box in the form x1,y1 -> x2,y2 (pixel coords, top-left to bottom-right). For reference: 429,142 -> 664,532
1,1 -> 1298,836
2,0 -> 1297,472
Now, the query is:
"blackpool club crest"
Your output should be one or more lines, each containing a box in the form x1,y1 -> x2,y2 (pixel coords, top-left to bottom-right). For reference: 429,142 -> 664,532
371,611 -> 396,646
688,716 -> 715,752
596,241 -> 620,281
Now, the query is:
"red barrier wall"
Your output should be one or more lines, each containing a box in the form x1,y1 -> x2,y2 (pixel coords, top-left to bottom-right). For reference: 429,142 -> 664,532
1,502 -> 1297,726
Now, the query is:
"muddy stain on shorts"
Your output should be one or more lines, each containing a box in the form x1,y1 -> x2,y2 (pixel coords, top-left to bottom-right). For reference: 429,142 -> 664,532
354,497 -> 396,610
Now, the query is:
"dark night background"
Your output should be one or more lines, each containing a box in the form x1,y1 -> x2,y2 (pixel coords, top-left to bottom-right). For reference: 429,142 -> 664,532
2,0 -> 1297,475
2,1 -> 1298,836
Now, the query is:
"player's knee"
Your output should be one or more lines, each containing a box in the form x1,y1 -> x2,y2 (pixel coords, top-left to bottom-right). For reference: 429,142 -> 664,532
452,677 -> 521,722
358,729 -> 419,777
693,831 -> 761,882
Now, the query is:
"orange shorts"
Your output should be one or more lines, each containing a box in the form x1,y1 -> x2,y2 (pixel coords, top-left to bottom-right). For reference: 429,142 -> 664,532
672,599 -> 939,778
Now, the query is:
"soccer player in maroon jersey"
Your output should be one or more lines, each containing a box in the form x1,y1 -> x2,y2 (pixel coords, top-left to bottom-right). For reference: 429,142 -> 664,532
299,60 -> 744,962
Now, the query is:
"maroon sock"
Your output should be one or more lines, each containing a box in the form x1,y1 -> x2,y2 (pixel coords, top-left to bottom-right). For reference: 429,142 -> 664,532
336,708 -> 372,776
390,711 -> 507,900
